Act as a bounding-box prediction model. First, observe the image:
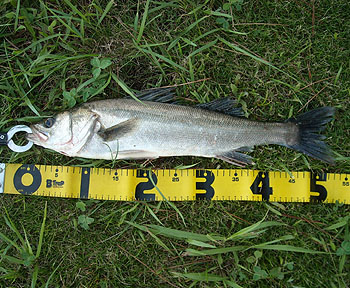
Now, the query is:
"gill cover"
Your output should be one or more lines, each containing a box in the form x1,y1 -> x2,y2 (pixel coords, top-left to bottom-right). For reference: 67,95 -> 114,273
28,108 -> 99,157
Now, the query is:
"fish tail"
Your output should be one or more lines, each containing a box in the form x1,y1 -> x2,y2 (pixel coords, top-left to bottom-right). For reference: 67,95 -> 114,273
287,107 -> 335,164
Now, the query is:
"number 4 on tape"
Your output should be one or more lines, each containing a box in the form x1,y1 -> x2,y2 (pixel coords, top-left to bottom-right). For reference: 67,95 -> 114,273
250,172 -> 273,201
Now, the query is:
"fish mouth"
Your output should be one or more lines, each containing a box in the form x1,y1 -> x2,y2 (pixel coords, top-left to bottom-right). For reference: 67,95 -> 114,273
26,126 -> 49,143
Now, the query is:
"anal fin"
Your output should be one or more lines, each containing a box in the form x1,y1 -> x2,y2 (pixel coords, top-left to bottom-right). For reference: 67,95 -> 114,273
216,150 -> 254,166
236,146 -> 254,153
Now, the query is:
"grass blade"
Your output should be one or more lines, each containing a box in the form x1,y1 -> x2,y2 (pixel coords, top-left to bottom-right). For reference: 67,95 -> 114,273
2,255 -> 25,265
3,213 -> 26,248
147,170 -> 186,225
138,46 -> 188,72
173,272 -> 228,282
45,5 -> 82,38
36,202 -> 47,258
188,39 -> 217,58
14,0 -> 21,31
145,204 -> 163,226
90,73 -> 112,98
31,264 -> 39,288
334,65 -> 342,85
149,1 -> 179,14
148,224 -> 224,242
224,280 -> 243,288
325,216 -> 349,230
187,239 -> 216,248
218,37 -> 298,81
173,163 -> 199,170
111,73 -> 139,101
63,0 -> 87,22
22,227 -> 33,256
251,234 -> 294,247
167,15 -> 209,50
137,0 -> 151,43
98,0 -> 114,25
44,259 -> 64,288
24,96 -> 40,117
11,34 -> 62,58
0,232 -> 21,251
184,246 -> 247,256
226,219 -> 284,241
146,229 -> 173,254
255,244 -> 325,254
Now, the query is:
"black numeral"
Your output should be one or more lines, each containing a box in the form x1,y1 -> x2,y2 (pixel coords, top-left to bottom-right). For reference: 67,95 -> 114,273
196,170 -> 215,200
310,173 -> 327,202
250,172 -> 273,201
135,170 -> 157,201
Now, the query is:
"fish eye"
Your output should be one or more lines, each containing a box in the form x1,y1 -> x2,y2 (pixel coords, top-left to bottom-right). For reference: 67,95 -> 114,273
44,118 -> 55,128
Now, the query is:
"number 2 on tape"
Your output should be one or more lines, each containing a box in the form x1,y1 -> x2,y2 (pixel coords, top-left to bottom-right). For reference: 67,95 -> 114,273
135,170 -> 157,201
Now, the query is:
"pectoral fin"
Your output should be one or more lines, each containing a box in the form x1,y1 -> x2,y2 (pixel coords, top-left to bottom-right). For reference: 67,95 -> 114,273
98,118 -> 138,141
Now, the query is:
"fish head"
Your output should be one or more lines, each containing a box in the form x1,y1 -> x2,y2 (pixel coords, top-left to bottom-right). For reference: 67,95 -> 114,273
27,108 -> 99,156
27,112 -> 72,148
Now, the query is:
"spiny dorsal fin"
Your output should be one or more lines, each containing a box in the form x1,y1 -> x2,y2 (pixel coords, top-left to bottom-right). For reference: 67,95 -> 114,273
98,118 -> 138,141
196,97 -> 245,117
134,88 -> 176,103
132,88 -> 245,117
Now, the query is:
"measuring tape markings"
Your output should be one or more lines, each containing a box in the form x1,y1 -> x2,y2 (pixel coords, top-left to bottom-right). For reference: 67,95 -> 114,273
1,163 -> 349,203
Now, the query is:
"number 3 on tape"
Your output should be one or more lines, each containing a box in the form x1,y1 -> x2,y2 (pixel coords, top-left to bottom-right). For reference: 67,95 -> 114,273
196,170 -> 215,200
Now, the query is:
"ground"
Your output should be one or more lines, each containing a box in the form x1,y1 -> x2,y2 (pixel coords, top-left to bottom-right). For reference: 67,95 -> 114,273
0,0 -> 349,287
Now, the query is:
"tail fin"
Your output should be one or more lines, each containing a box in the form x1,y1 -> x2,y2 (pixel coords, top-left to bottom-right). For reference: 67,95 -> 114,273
288,107 -> 335,164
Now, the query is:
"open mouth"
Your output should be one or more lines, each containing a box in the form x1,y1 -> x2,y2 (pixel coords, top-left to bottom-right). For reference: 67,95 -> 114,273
26,126 -> 49,143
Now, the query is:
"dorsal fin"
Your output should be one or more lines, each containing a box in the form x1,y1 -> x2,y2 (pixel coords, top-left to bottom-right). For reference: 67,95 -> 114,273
134,88 -> 176,103
131,88 -> 244,117
196,98 -> 244,117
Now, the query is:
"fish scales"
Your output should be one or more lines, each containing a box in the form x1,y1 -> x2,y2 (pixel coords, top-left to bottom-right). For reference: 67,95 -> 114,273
84,99 -> 295,158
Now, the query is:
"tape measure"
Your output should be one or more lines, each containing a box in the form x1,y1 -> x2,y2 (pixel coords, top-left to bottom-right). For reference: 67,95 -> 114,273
0,163 -> 349,203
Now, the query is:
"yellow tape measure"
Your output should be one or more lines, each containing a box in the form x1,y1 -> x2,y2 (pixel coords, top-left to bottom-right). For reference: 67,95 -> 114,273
0,163 -> 349,203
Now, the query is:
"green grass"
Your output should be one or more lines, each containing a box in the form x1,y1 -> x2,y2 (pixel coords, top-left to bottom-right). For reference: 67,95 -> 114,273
0,0 -> 350,287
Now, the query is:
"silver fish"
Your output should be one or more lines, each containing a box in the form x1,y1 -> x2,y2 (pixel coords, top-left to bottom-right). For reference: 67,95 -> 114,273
27,88 -> 335,166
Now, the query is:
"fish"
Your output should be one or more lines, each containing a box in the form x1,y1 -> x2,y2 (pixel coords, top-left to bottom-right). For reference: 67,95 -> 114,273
26,88 -> 335,166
